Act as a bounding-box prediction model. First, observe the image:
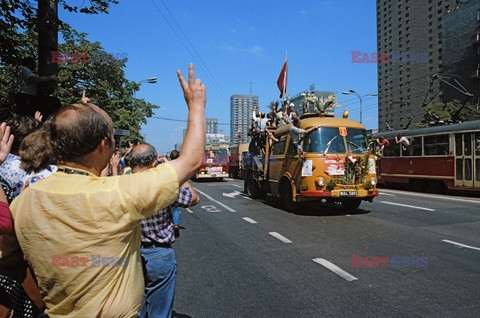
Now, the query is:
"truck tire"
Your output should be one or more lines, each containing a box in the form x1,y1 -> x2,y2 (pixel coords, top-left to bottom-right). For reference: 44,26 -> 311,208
280,179 -> 296,212
245,172 -> 264,199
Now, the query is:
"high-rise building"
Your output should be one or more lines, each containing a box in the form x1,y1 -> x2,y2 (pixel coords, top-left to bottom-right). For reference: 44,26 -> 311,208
376,0 -> 459,132
442,0 -> 480,108
230,94 -> 258,144
206,118 -> 218,134
289,90 -> 334,116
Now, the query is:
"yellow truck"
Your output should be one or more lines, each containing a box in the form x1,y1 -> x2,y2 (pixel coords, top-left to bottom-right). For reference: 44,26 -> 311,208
243,112 -> 379,211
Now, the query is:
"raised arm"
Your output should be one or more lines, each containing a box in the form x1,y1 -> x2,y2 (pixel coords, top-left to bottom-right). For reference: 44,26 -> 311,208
169,64 -> 206,186
304,125 -> 320,135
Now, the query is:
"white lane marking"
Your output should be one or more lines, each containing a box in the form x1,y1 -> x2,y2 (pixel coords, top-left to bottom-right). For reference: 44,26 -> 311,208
194,188 -> 236,212
313,258 -> 358,282
442,239 -> 480,251
186,208 -> 193,214
380,189 -> 480,204
242,217 -> 258,224
222,190 -> 241,198
201,205 -> 221,213
225,178 -> 234,181
243,196 -> 253,200
379,192 -> 395,196
231,184 -> 243,188
269,232 -> 292,243
381,201 -> 436,211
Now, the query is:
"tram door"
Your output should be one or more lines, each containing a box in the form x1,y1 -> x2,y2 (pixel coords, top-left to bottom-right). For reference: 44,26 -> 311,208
455,133 -> 478,187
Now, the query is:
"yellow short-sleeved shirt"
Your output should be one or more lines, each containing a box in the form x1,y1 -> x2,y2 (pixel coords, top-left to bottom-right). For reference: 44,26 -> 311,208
11,163 -> 179,318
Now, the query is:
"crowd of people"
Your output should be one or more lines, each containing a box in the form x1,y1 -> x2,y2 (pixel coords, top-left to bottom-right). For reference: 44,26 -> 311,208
0,63 -> 206,317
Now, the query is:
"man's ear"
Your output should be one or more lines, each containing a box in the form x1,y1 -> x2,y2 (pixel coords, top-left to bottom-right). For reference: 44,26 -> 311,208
149,161 -> 157,168
99,137 -> 112,155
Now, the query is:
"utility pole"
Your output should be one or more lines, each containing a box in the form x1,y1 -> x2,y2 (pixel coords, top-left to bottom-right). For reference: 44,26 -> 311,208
37,0 -> 58,93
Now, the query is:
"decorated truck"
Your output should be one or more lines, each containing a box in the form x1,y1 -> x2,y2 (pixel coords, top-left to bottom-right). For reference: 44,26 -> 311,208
243,110 -> 379,211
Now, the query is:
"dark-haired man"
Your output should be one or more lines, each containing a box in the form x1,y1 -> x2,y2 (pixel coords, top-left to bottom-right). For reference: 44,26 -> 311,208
11,64 -> 206,317
16,56 -> 57,117
289,117 -> 320,153
127,144 -> 199,318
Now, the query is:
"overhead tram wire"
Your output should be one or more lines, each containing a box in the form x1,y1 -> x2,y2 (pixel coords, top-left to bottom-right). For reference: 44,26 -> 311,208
151,115 -> 231,125
149,0 -> 230,103
158,0 -> 230,103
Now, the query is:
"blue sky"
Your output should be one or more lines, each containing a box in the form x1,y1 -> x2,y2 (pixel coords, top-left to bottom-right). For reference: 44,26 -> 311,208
60,0 -> 378,154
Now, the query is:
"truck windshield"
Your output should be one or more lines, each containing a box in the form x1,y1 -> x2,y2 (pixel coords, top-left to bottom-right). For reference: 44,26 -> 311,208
303,128 -> 346,154
303,127 -> 368,154
345,128 -> 368,154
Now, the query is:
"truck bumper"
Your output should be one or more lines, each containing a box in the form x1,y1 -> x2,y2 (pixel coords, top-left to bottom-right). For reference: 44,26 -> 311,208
300,189 -> 379,198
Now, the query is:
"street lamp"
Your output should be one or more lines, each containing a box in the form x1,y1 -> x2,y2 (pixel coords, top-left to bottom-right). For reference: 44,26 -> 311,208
139,77 -> 157,84
341,89 -> 377,123
135,77 -> 157,99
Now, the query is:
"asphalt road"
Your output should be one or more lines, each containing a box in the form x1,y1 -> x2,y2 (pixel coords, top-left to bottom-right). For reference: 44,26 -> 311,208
172,178 -> 480,318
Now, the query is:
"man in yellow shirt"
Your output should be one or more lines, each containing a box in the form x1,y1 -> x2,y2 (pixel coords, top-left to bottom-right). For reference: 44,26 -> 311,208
11,64 -> 206,317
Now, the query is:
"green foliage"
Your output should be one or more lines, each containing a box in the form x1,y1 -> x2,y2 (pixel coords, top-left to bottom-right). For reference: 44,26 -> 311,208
0,0 -> 118,64
414,99 -> 480,128
0,28 -> 158,143
57,30 -> 159,143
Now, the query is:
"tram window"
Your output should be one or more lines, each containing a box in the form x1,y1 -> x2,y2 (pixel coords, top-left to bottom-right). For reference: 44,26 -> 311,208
272,138 -> 286,155
456,159 -> 463,180
424,134 -> 449,155
475,133 -> 480,156
455,134 -> 462,156
402,136 -> 421,156
464,134 -> 472,156
384,143 -> 400,157
476,159 -> 480,182
465,159 -> 472,181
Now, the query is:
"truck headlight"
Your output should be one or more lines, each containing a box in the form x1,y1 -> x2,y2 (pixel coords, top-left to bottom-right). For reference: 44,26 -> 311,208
316,177 -> 326,187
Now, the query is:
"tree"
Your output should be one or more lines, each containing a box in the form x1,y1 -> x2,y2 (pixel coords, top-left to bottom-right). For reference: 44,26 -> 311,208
0,29 -> 158,143
57,30 -> 159,144
414,99 -> 480,128
0,0 -> 119,65
0,1 -> 158,143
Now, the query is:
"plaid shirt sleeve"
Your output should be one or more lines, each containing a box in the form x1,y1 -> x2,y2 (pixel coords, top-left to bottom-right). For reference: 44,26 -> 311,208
171,186 -> 193,208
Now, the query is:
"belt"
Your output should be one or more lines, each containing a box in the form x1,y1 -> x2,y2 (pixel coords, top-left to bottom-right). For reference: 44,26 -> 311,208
141,241 -> 171,248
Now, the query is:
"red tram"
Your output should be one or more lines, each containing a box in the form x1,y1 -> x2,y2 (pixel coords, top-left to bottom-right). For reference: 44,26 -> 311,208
371,120 -> 480,192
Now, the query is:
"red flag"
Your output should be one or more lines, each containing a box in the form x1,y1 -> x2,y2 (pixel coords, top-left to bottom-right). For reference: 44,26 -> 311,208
277,59 -> 288,98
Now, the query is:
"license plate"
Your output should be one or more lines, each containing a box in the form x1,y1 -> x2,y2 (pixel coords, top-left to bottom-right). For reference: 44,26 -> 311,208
207,167 -> 222,174
340,191 -> 357,197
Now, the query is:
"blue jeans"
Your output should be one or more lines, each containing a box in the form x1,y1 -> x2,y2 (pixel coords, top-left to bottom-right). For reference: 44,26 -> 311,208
172,207 -> 180,226
140,246 -> 177,318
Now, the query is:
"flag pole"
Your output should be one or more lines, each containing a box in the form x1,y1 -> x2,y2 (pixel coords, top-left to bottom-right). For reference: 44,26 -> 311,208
283,52 -> 288,102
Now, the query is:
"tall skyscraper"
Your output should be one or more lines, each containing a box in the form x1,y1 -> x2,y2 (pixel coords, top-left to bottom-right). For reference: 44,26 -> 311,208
442,0 -> 480,108
206,118 -> 218,134
230,94 -> 258,144
376,0 -> 459,132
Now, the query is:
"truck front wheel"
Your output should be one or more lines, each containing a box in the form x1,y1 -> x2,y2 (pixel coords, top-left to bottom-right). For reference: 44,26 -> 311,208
280,179 -> 296,212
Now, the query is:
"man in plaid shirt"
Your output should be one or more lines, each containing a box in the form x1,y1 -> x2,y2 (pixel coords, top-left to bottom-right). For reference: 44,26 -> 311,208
127,143 -> 199,318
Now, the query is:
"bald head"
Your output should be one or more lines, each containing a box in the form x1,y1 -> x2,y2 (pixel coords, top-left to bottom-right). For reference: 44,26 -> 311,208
51,103 -> 114,163
126,143 -> 158,172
